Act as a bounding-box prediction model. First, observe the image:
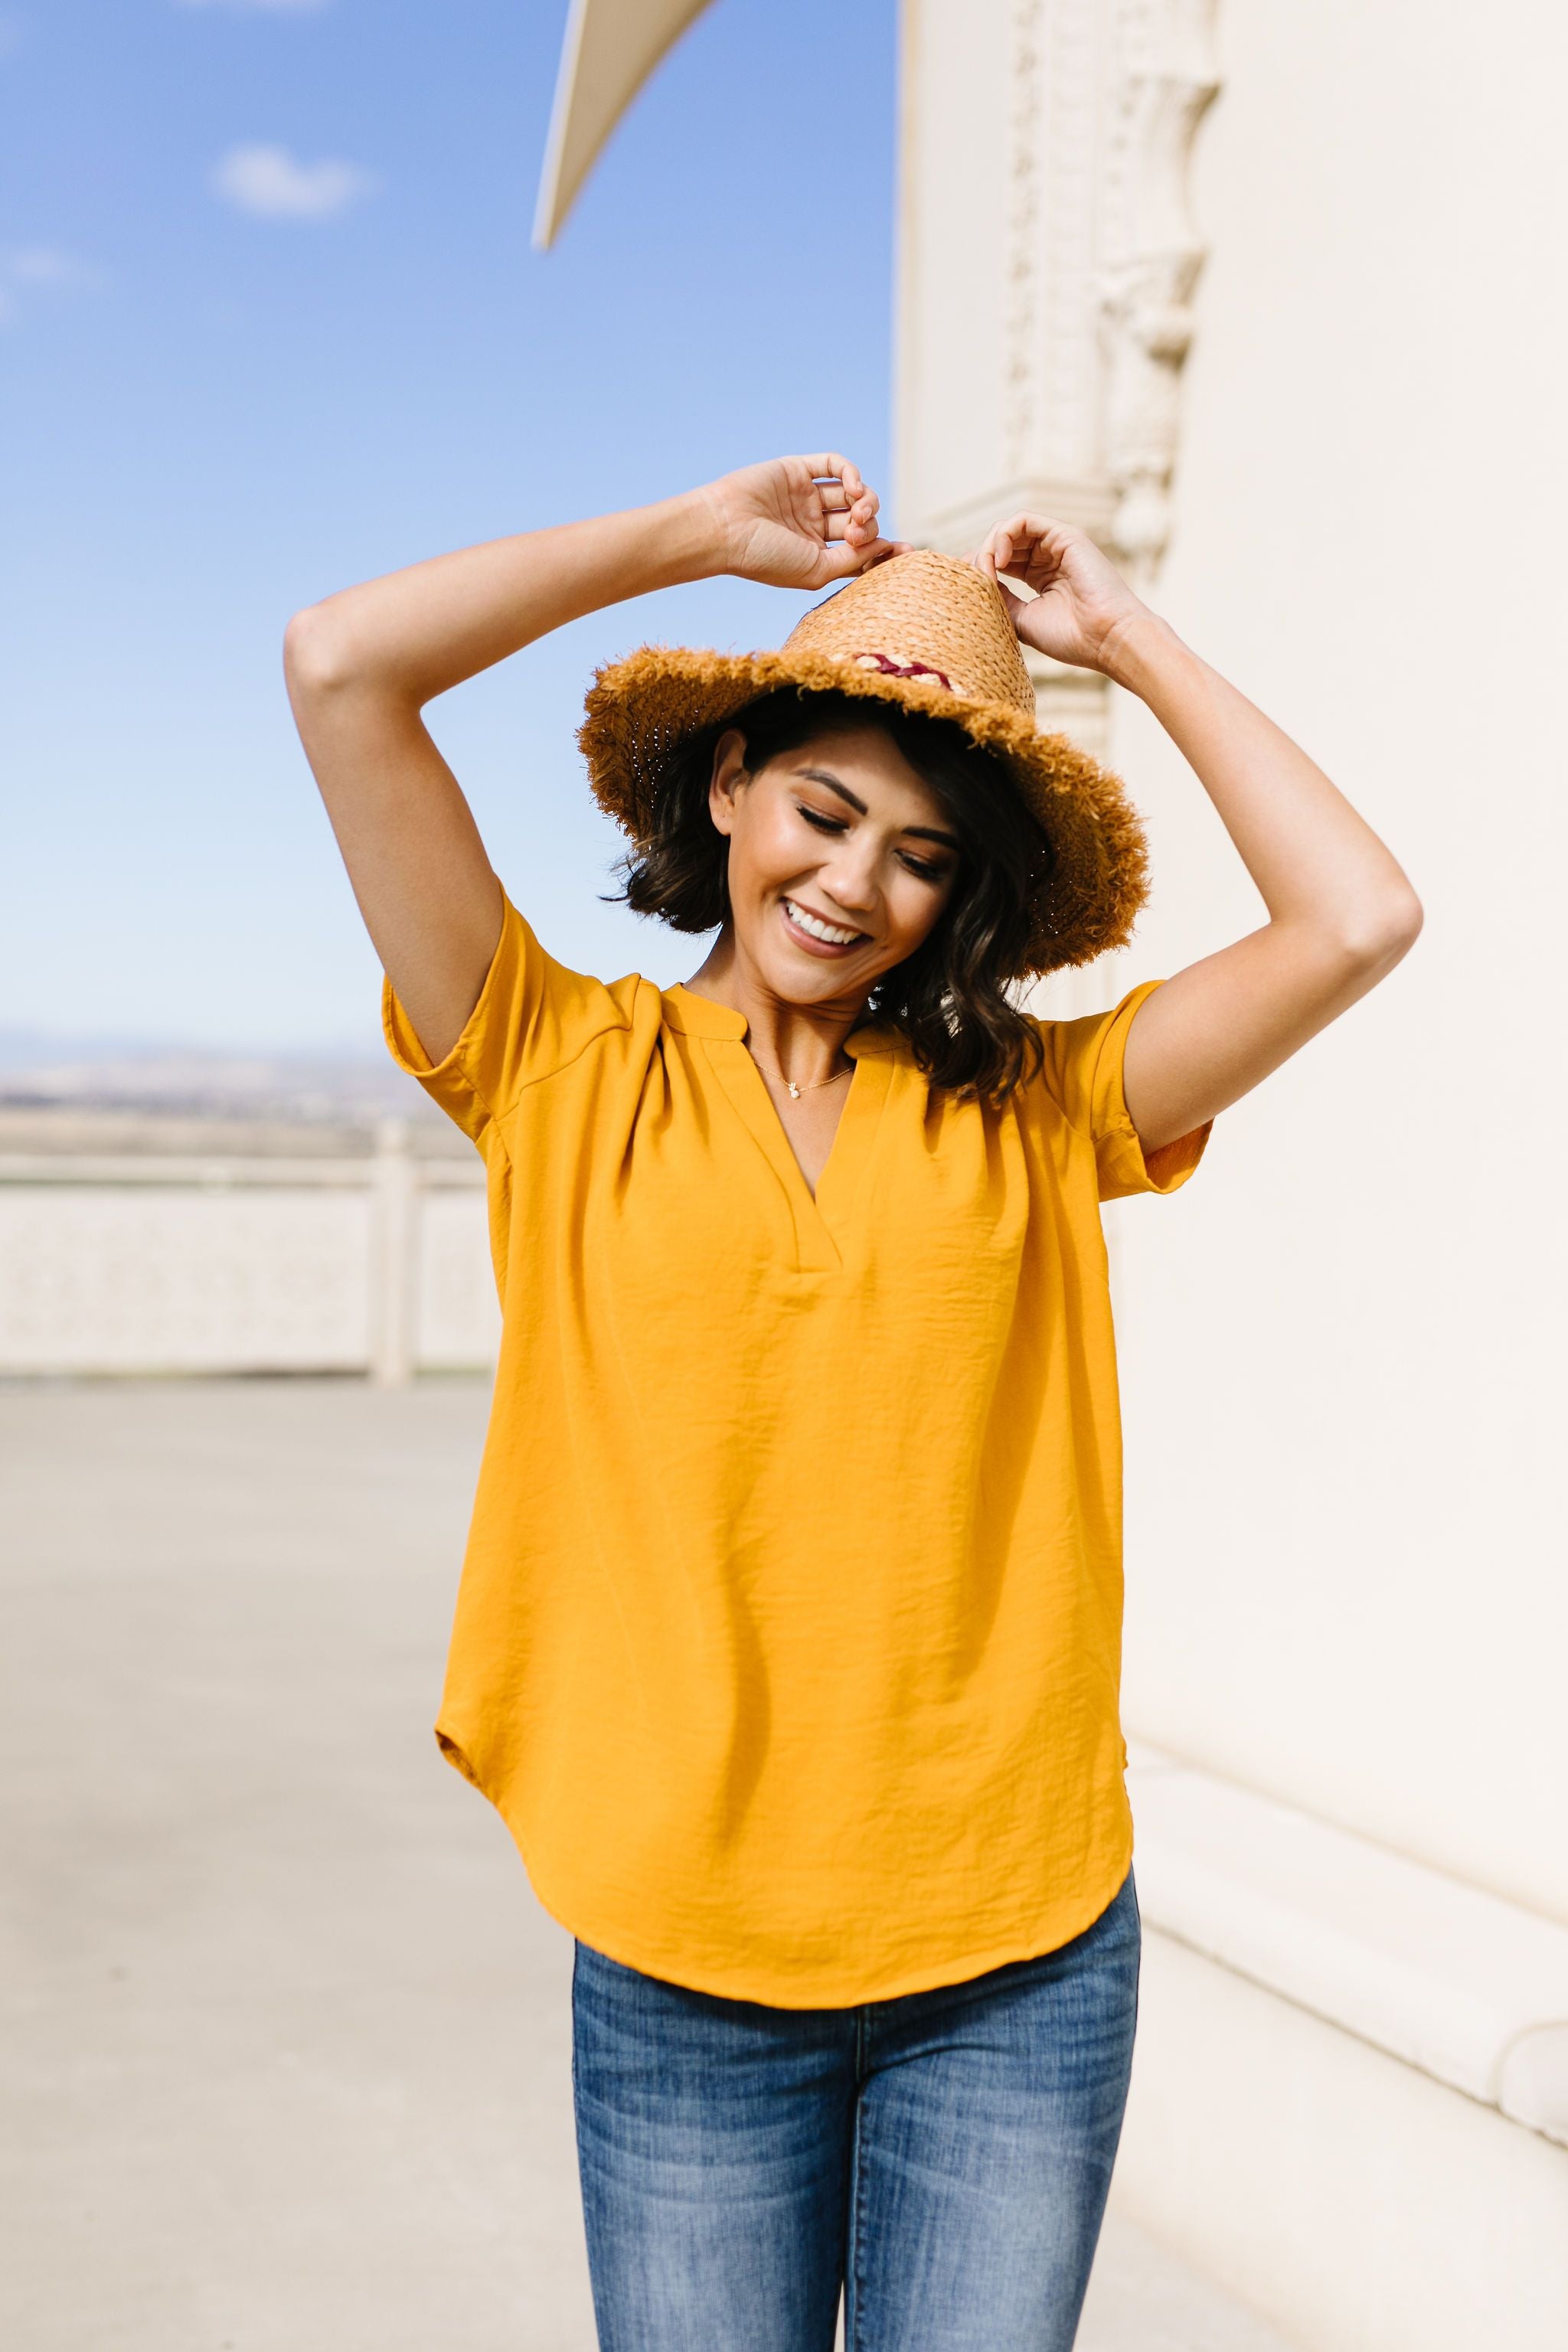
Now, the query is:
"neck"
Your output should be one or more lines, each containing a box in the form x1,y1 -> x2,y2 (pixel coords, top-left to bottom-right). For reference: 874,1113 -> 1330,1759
684,929 -> 869,1085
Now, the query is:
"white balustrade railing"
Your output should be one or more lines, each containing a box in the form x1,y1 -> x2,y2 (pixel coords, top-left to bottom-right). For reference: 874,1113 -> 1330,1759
0,1118 -> 498,1383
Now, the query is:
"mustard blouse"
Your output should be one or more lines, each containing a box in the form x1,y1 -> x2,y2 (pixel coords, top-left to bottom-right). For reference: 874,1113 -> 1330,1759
384,890 -> 1210,2006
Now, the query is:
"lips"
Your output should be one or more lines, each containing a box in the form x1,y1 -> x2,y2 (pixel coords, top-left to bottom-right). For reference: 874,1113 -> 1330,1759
781,896 -> 867,952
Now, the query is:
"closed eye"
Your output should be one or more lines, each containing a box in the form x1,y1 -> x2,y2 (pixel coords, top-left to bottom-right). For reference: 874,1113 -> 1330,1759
796,805 -> 952,884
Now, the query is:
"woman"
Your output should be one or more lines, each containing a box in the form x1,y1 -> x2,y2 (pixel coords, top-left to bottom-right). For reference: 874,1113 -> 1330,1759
284,453 -> 1420,2351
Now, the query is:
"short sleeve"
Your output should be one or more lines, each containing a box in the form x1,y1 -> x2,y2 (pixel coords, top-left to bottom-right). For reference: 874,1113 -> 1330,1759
381,889 -> 624,1141
1034,978 -> 1212,1202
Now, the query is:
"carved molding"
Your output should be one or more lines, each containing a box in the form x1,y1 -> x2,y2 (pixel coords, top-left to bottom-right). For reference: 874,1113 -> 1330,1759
909,0 -> 1220,596
1099,0 -> 1220,578
910,0 -> 1219,774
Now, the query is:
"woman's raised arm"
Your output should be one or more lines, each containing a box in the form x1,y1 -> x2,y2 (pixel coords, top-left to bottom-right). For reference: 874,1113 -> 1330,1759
972,514 -> 1424,1155
284,457 -> 901,1063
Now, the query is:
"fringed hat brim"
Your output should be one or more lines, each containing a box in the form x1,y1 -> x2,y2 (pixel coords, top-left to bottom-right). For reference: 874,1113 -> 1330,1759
579,643 -> 1148,976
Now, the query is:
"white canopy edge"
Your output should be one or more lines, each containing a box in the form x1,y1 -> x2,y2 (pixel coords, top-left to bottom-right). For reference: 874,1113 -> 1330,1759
534,0 -> 716,249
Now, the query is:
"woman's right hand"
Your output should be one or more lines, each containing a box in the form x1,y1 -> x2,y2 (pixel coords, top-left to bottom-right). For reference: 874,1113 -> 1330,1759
286,459 -> 903,1070
696,455 -> 907,592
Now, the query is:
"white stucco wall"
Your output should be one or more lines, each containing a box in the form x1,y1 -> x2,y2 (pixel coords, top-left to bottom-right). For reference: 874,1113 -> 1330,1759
894,0 -> 1016,534
1104,0 -> 1567,1924
1115,1933 -> 1568,2352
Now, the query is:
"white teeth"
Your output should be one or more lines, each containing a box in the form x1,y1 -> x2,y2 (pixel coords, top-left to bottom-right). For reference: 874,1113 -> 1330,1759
785,897 -> 861,946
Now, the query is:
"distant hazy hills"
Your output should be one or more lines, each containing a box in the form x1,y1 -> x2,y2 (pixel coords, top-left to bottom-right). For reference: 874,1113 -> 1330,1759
0,1028 -> 443,1128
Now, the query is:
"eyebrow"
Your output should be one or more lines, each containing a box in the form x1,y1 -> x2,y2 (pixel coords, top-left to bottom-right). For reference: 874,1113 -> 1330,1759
796,768 -> 963,854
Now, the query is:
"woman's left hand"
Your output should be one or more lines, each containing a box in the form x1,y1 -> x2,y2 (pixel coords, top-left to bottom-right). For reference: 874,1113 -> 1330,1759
970,514 -> 1152,675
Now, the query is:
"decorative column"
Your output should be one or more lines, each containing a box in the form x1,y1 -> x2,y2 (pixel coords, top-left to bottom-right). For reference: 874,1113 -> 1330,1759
895,0 -> 1220,760
1100,0 -> 1222,583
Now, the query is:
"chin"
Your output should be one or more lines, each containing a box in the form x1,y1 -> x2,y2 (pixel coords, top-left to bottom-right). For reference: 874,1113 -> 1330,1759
760,944 -> 892,1014
763,953 -> 850,1004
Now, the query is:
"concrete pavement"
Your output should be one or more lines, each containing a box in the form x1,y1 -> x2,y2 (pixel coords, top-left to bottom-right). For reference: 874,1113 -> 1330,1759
1,1378 -> 1299,2351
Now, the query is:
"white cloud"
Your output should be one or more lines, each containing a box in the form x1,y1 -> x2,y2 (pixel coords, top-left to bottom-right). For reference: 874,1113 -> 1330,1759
0,245 -> 98,325
8,246 -> 94,286
211,142 -> 376,220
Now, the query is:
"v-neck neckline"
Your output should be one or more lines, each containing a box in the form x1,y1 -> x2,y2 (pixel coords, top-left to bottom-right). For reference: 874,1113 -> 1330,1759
662,982 -> 897,1272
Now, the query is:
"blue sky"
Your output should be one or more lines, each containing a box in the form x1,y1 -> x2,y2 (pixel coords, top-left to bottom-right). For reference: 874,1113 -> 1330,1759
2,0 -> 897,1050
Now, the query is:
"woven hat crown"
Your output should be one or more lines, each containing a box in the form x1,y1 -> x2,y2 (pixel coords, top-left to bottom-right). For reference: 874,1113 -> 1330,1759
784,550 -> 1037,717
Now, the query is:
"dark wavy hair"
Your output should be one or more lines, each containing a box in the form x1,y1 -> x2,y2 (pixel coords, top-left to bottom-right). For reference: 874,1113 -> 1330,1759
605,687 -> 1054,1101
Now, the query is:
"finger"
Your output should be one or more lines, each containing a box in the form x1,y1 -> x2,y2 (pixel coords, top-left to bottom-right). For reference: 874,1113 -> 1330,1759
1003,512 -> 1070,560
999,513 -> 1050,548
821,488 -> 878,540
827,496 -> 879,534
995,577 -> 1031,638
820,531 -> 902,580
826,496 -> 881,545
994,519 -> 1062,585
803,453 -> 864,501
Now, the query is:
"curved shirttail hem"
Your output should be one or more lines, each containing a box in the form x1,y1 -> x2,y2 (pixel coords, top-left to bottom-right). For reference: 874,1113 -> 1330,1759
433,1720 -> 1136,2011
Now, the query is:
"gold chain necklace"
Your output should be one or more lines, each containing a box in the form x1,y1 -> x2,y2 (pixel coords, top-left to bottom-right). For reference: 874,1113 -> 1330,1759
747,1050 -> 854,1100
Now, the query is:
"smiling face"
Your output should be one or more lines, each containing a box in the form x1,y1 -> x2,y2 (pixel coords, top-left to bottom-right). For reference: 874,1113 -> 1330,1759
707,721 -> 963,1011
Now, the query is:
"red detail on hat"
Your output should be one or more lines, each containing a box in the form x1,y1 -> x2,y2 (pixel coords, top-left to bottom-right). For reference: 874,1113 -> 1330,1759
854,652 -> 955,692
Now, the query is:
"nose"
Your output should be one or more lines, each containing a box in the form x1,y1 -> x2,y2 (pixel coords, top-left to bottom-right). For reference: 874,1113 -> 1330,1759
813,838 -> 880,920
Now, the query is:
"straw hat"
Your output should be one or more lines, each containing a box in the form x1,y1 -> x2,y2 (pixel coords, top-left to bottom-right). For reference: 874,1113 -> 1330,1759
580,547 -> 1148,975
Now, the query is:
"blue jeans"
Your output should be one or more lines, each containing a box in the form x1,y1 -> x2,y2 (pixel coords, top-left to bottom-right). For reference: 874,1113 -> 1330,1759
571,1870 -> 1139,2352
